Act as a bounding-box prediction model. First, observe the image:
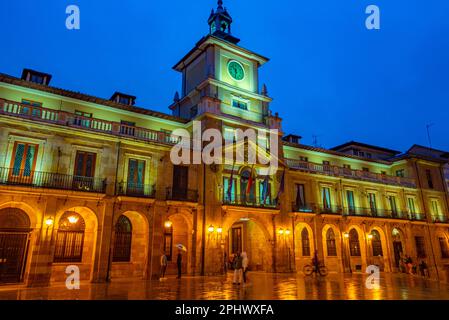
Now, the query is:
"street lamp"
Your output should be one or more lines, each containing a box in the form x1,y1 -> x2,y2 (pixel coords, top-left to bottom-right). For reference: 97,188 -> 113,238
343,232 -> 349,239
164,220 -> 173,229
208,225 -> 215,233
45,217 -> 54,227
285,229 -> 291,235
68,215 -> 79,224
216,227 -> 223,234
278,228 -> 284,235
367,234 -> 373,240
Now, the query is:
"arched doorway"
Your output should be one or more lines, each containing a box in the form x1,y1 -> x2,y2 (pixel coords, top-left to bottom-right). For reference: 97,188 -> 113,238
368,228 -> 389,271
346,227 -> 366,272
0,208 -> 32,283
227,218 -> 272,272
322,225 -> 341,273
164,213 -> 191,276
111,212 -> 149,279
391,227 -> 404,271
294,223 -> 314,273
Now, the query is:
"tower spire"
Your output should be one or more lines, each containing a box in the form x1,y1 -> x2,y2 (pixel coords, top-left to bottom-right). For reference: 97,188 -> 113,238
207,0 -> 240,44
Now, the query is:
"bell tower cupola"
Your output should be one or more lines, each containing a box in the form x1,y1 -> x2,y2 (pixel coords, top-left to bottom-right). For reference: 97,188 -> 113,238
208,0 -> 240,44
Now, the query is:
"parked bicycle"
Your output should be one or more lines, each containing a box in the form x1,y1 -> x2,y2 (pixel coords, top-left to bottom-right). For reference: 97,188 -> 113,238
304,250 -> 328,276
303,263 -> 328,276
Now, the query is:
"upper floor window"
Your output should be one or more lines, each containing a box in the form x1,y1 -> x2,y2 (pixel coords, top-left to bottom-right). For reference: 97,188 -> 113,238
74,110 -> 92,128
9,142 -> 39,182
127,159 -> 145,195
431,200 -> 440,216
299,156 -> 308,162
362,167 -> 370,172
396,169 -> 405,177
120,120 -> 136,136
322,187 -> 332,209
426,169 -> 434,189
346,190 -> 355,213
259,179 -> 271,205
407,198 -> 416,214
366,153 -> 372,159
323,160 -> 330,166
388,196 -> 398,216
295,184 -> 306,209
343,164 -> 351,170
368,193 -> 377,215
223,176 -> 237,202
232,99 -> 248,110
30,74 -> 45,84
21,99 -> 43,118
73,151 -> 96,191
119,96 -> 130,105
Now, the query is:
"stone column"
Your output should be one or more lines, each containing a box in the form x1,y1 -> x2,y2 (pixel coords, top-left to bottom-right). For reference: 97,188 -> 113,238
27,197 -> 57,287
91,199 -> 114,283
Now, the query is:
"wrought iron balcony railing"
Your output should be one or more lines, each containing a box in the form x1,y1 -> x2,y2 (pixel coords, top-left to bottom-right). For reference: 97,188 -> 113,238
0,98 -> 180,146
431,215 -> 449,224
285,158 -> 417,188
116,182 -> 155,198
0,167 -> 107,193
222,193 -> 278,209
342,206 -> 427,221
166,187 -> 198,202
292,202 -> 315,213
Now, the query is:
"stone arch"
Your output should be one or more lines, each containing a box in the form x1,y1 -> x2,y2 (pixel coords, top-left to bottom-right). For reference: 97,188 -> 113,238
0,207 -> 33,284
294,222 -> 314,273
367,226 -> 390,272
164,211 -> 192,275
111,210 -> 150,279
0,201 -> 39,228
390,226 -> 406,270
50,206 -> 98,283
321,224 -> 342,273
345,225 -> 367,273
223,212 -> 273,272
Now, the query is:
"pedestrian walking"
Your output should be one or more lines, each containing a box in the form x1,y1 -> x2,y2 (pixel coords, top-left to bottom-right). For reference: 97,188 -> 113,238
232,252 -> 243,285
176,250 -> 182,279
160,251 -> 168,279
241,251 -> 249,284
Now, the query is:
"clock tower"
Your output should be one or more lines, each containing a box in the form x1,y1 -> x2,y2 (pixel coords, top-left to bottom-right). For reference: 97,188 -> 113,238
169,0 -> 281,133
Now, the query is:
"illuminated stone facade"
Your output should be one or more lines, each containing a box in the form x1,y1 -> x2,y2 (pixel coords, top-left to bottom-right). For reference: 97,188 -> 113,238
0,1 -> 448,287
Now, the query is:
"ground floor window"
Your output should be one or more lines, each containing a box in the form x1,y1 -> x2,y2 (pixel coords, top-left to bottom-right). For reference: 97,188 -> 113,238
113,215 -> 132,262
415,236 -> 426,258
54,212 -> 85,263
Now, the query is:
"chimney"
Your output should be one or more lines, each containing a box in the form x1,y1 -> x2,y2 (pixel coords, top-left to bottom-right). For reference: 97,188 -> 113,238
110,92 -> 136,106
21,68 -> 52,85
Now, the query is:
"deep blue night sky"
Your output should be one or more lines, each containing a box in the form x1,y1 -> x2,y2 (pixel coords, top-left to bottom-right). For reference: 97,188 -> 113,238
1,0 -> 448,152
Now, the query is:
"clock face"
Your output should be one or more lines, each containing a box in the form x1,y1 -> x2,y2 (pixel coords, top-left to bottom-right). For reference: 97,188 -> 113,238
227,60 -> 245,81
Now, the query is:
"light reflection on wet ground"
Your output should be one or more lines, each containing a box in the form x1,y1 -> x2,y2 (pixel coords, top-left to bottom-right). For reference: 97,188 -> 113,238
0,272 -> 448,300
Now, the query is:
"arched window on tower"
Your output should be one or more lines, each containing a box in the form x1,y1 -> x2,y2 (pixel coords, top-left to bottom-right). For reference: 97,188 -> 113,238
371,230 -> 383,257
349,229 -> 361,257
326,228 -> 337,256
54,212 -> 85,263
113,215 -> 132,262
301,228 -> 311,257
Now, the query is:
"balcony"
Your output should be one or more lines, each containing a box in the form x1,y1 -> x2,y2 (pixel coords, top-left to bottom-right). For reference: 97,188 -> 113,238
342,207 -> 427,221
116,182 -> 155,198
432,215 -> 449,224
222,193 -> 278,209
0,167 -> 107,193
166,187 -> 198,202
285,158 -> 416,188
291,203 -> 315,213
0,98 -> 179,146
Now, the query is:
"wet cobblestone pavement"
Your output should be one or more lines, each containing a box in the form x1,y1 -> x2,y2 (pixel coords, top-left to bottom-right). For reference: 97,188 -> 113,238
0,272 -> 449,300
